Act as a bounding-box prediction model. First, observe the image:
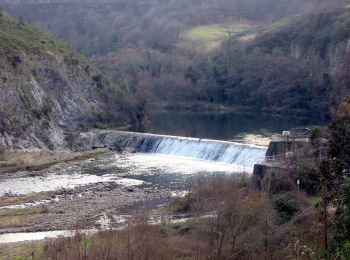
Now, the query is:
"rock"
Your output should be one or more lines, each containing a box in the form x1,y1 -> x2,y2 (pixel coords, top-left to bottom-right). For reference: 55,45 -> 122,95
0,16 -> 138,150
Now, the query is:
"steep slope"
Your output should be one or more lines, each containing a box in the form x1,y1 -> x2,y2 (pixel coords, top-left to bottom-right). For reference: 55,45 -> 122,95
0,14 -> 139,149
1,0 -> 349,114
207,5 -> 350,118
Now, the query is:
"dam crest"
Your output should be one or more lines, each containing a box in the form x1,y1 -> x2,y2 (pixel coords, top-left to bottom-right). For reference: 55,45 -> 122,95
74,130 -> 267,169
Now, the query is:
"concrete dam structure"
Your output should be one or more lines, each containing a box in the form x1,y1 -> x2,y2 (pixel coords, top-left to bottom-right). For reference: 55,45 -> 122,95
74,130 -> 267,169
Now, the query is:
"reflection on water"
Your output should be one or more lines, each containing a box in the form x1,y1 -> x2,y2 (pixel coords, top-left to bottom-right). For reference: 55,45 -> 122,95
147,111 -> 322,141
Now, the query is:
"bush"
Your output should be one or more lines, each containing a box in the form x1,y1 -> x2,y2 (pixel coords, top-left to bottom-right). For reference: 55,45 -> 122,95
169,195 -> 195,214
92,74 -> 104,88
11,55 -> 22,68
293,160 -> 319,195
273,194 -> 300,223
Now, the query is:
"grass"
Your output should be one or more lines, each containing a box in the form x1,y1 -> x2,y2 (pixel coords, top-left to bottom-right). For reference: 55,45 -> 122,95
0,14 -> 88,66
0,204 -> 50,230
0,214 -> 40,229
0,205 -> 49,218
0,241 -> 45,260
0,149 -> 109,173
24,150 -> 107,171
308,196 -> 322,206
180,22 -> 251,50
239,33 -> 256,42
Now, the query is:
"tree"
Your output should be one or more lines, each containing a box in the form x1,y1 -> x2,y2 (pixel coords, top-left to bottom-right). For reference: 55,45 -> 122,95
335,179 -> 350,253
328,97 -> 350,176
307,98 -> 350,255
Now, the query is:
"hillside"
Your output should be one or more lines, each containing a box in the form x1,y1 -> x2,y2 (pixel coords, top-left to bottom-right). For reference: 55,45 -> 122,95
205,5 -> 350,118
1,0 -> 349,118
0,14 -> 139,149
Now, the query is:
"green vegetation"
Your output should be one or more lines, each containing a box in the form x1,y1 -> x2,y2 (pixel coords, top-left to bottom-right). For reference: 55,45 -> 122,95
0,13 -> 143,148
273,194 -> 300,223
0,14 -> 87,67
204,6 -> 350,118
308,195 -> 322,205
183,23 -> 250,50
4,0 -> 348,116
96,4 -> 350,116
0,149 -> 109,173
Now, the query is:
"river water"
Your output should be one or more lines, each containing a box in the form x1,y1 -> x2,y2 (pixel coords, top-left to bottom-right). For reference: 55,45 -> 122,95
0,111 -> 317,243
147,111 -> 317,141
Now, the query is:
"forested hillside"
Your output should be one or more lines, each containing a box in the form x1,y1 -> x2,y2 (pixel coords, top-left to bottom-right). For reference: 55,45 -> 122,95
0,14 -> 140,149
204,6 -> 350,118
1,0 -> 349,119
2,0 -> 342,56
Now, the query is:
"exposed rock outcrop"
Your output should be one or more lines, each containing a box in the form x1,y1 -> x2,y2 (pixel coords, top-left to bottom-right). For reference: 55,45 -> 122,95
0,15 -> 138,149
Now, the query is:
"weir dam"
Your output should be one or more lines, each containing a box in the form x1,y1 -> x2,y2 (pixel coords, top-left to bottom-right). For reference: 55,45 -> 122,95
73,130 -> 267,170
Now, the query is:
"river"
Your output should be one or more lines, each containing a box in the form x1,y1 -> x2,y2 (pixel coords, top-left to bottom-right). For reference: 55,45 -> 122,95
0,111 -> 319,243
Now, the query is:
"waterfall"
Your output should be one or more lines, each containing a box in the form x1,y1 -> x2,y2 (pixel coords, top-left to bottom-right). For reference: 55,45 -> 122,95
139,135 -> 266,168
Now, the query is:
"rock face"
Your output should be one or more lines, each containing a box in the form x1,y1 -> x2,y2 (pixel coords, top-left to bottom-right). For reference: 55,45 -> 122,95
0,15 -> 138,149
71,130 -> 147,152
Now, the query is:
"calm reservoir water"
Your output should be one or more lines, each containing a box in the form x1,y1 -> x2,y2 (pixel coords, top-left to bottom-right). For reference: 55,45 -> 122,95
147,111 -> 321,141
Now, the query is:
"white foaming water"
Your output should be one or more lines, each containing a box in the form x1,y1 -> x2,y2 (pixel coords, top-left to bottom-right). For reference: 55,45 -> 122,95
113,153 -> 250,174
140,136 -> 266,168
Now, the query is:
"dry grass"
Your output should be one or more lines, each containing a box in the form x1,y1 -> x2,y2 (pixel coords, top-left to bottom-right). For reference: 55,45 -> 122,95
0,242 -> 44,260
0,148 -> 109,173
36,174 -> 322,259
238,33 -> 257,42
0,204 -> 49,229
4,174 -> 324,259
0,192 -> 50,208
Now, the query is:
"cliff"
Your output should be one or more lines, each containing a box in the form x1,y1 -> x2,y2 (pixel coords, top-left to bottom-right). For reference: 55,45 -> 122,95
0,15 -> 139,149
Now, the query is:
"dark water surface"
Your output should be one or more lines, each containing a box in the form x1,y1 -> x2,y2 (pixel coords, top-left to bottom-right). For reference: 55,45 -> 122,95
147,111 -> 323,141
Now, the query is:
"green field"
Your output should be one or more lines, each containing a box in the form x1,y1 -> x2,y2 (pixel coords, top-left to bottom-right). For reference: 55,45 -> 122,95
180,23 -> 251,50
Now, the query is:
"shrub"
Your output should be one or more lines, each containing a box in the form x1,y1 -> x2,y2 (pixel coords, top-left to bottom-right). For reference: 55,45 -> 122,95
11,55 -> 22,68
273,194 -> 300,223
169,195 -> 195,214
293,160 -> 319,195
92,74 -> 104,88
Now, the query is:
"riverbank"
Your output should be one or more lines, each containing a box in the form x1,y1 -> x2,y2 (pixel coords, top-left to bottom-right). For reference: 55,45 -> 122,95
0,149 -> 109,174
0,129 -> 327,259
0,151 -> 177,236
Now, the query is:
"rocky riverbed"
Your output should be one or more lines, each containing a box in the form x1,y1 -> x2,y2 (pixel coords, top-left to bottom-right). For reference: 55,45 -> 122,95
0,149 -> 238,240
0,152 -> 177,236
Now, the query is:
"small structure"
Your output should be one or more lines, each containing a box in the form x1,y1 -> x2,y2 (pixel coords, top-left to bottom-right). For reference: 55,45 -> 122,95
282,131 -> 291,141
